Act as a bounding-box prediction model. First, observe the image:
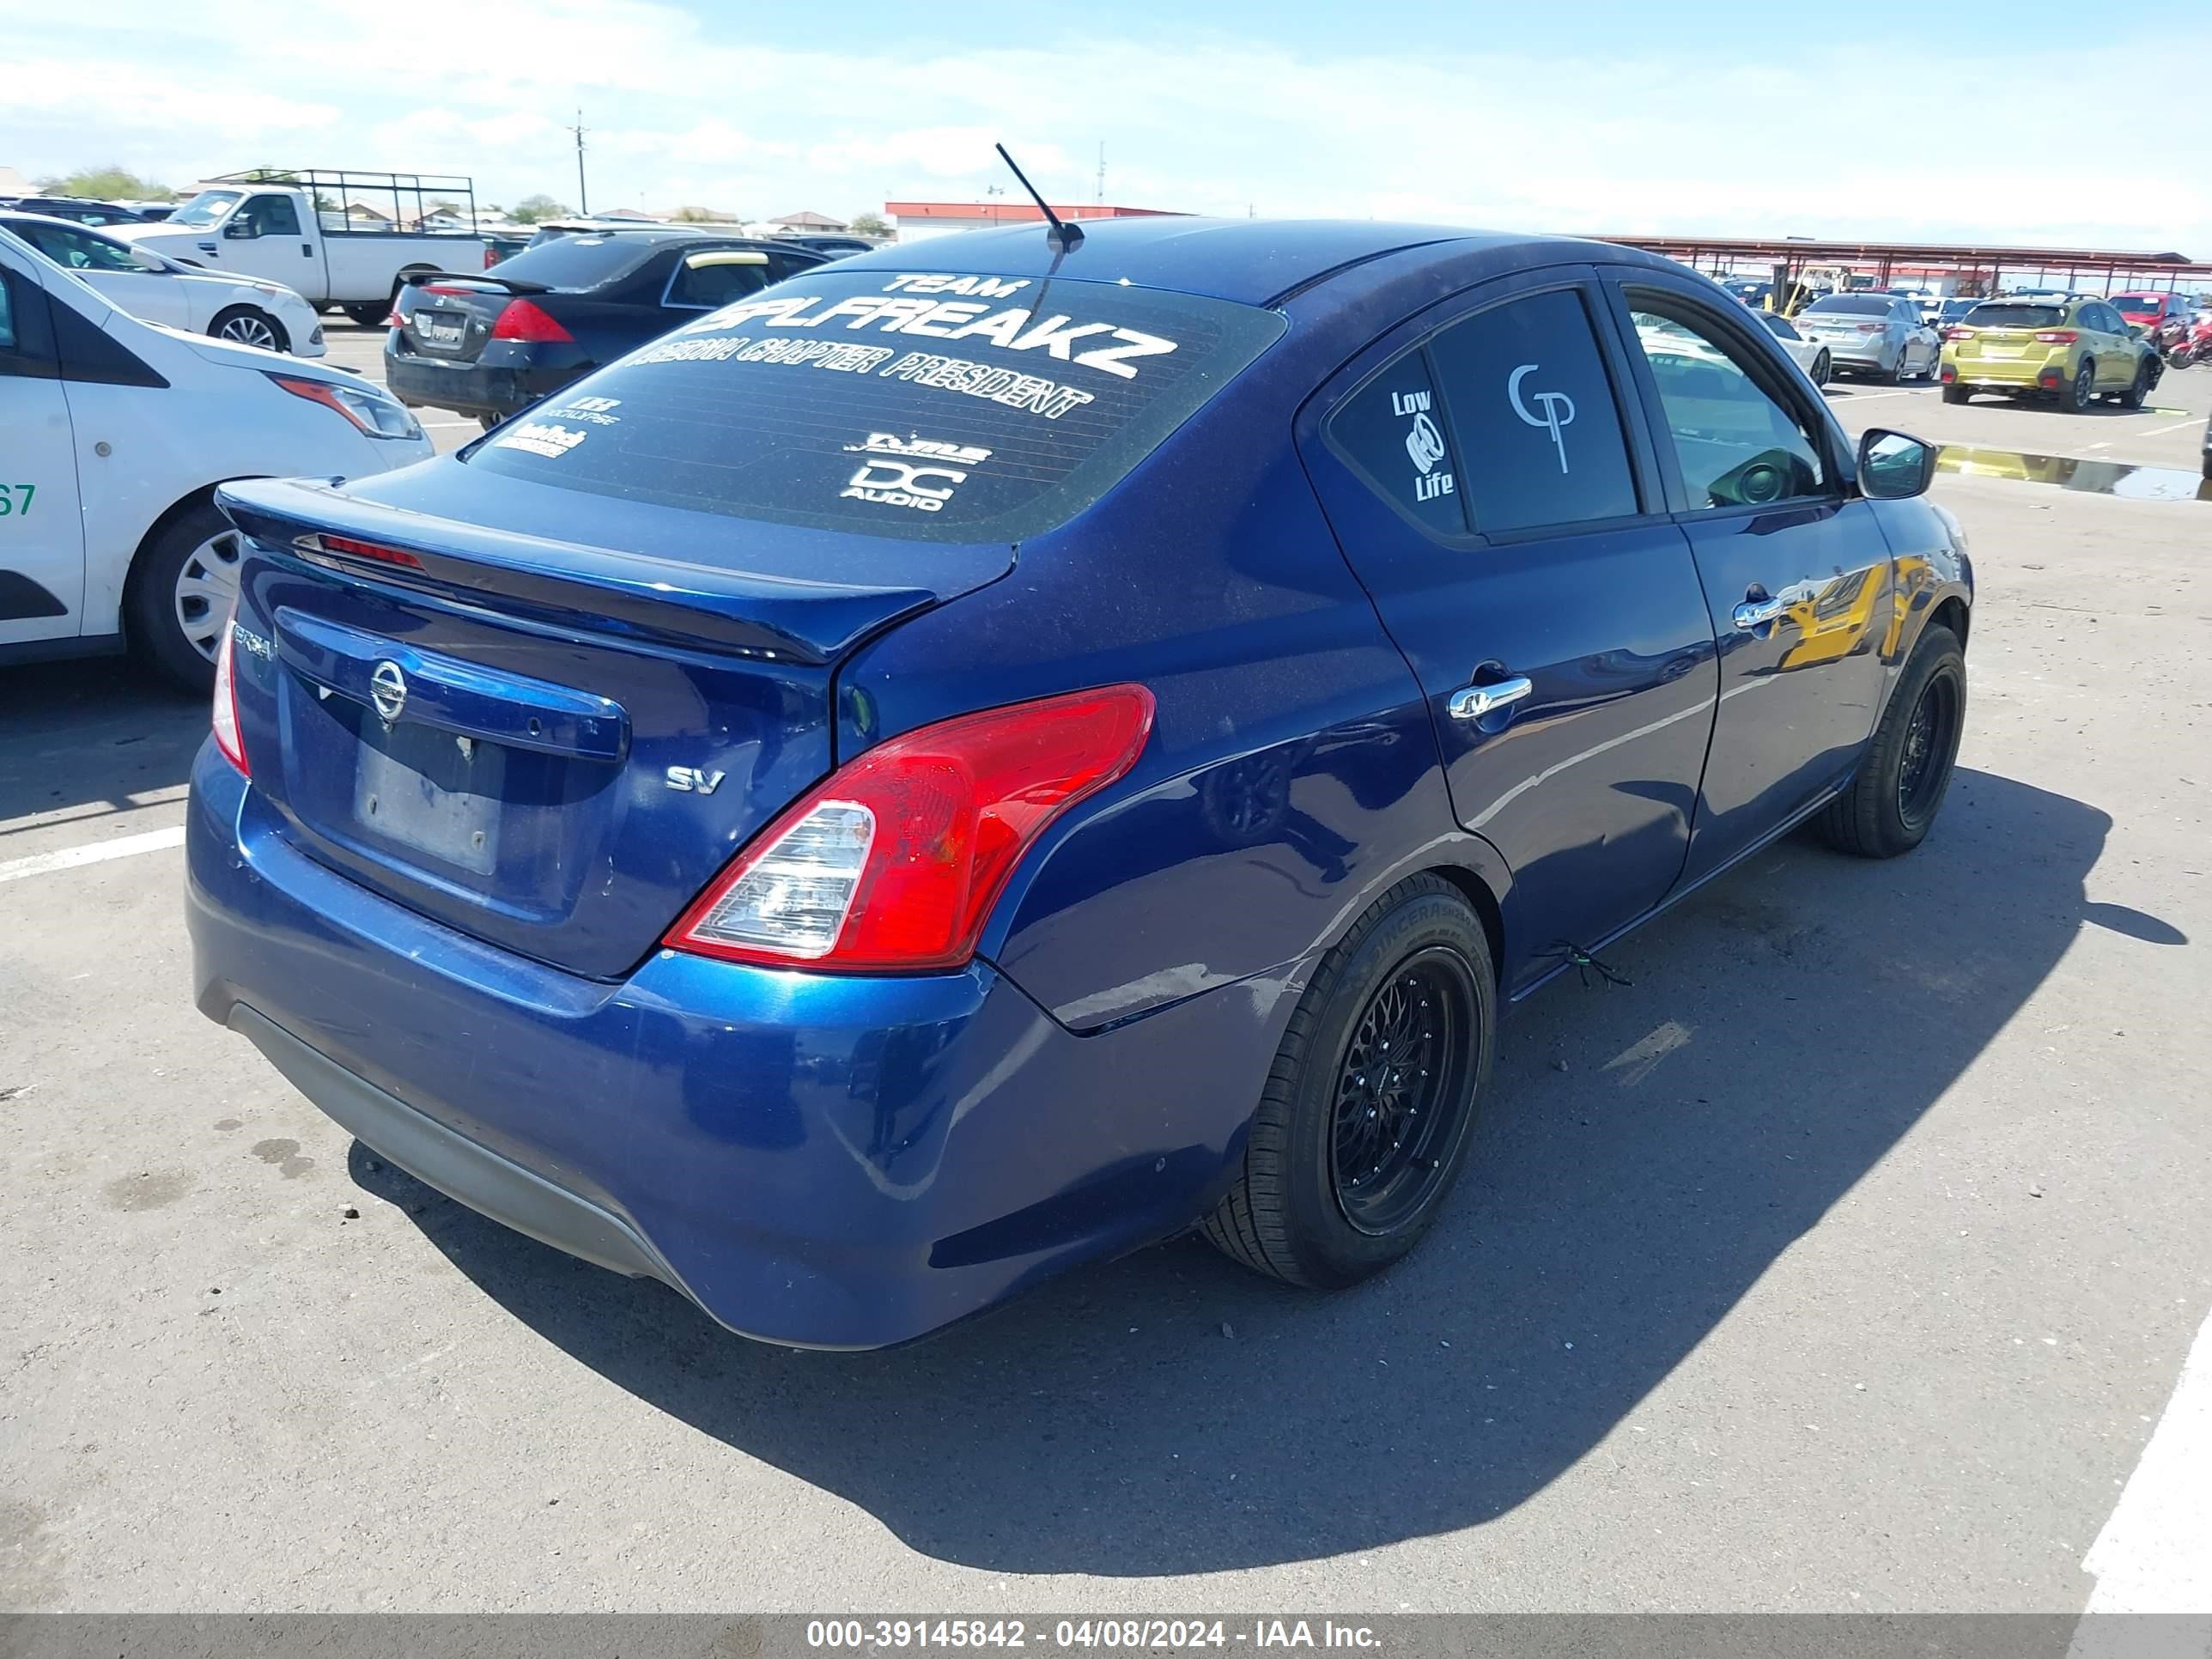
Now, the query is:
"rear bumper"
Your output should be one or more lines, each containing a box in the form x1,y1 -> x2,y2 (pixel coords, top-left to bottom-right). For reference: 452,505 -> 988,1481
185,744 -> 1288,1349
383,342 -> 582,420
1944,351 -> 2067,387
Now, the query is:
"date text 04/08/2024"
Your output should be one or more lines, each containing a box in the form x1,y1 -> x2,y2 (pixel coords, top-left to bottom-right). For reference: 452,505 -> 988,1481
804,1620 -> 1382,1650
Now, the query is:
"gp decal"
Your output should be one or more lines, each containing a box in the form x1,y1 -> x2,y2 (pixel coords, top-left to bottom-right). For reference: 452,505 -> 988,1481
675,293 -> 1178,380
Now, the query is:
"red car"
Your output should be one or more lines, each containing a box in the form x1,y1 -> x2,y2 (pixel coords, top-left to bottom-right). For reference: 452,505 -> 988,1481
2112,292 -> 2195,331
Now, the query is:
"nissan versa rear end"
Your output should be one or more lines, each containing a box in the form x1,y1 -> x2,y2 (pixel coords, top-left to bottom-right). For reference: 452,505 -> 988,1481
189,219 -> 1970,1348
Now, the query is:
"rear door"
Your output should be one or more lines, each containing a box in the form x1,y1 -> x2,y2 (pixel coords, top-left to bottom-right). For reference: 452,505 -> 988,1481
2085,303 -> 2134,388
1605,272 -> 1890,885
1300,265 -> 1719,989
0,250 -> 85,645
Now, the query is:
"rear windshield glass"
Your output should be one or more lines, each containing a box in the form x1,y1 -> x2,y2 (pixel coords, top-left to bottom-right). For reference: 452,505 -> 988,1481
1756,313 -> 1801,339
465,268 -> 1288,544
482,234 -> 659,289
1803,295 -> 1893,315
1964,304 -> 2065,329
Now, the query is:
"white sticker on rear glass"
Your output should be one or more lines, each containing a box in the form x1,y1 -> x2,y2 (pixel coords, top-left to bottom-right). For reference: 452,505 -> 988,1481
1393,387 -> 1455,506
838,431 -> 991,514
494,422 -> 590,459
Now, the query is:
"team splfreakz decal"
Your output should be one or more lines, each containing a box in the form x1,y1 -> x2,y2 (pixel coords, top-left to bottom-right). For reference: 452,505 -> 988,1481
636,273 -> 1184,420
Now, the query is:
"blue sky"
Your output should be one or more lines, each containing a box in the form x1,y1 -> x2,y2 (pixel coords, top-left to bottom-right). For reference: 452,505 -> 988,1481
4,0 -> 2208,252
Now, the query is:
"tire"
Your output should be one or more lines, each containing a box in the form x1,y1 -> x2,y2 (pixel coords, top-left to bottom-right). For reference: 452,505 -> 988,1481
1942,381 -> 1971,405
208,306 -> 288,354
1203,874 -> 1496,1290
1813,349 -> 1831,386
2059,358 -> 2095,412
1881,348 -> 1905,386
342,302 -> 389,327
123,497 -> 245,694
1814,623 -> 1966,860
2118,358 -> 2152,410
477,412 -> 505,432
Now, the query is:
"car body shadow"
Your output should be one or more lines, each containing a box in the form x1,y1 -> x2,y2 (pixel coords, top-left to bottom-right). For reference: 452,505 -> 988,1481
350,767 -> 2132,1576
0,659 -> 206,831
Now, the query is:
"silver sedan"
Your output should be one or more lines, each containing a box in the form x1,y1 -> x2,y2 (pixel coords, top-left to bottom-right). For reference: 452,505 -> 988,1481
1792,293 -> 1942,383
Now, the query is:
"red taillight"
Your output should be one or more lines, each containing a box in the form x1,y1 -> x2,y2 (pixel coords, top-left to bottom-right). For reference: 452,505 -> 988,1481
384,304 -> 404,329
1944,327 -> 1974,341
1855,323 -> 1885,333
2033,329 -> 2079,343
318,533 -> 422,569
666,684 -> 1157,972
211,610 -> 248,775
483,245 -> 499,270
490,299 -> 574,343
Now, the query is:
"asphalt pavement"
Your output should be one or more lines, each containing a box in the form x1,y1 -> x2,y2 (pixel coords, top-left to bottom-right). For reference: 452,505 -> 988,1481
1,332 -> 2207,1615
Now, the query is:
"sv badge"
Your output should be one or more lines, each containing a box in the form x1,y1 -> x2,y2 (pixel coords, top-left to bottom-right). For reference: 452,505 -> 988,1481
665,766 -> 726,794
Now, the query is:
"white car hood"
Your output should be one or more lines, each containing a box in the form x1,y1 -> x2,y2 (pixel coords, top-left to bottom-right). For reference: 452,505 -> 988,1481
143,318 -> 351,377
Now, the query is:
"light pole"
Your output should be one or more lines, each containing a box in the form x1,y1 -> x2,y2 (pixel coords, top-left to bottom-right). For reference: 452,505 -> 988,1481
568,108 -> 589,216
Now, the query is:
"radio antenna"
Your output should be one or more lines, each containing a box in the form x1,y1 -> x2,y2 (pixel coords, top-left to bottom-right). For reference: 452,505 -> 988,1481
994,143 -> 1082,252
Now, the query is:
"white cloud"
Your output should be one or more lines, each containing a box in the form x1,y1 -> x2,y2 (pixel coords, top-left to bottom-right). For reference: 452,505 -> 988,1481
3,0 -> 2208,252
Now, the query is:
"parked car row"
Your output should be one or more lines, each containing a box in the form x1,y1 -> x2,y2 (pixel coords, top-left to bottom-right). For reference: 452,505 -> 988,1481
0,224 -> 429,684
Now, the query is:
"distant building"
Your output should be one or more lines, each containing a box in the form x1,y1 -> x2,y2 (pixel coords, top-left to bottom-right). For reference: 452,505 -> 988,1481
0,165 -> 32,197
769,210 -> 848,233
594,206 -> 659,222
342,199 -> 392,224
884,200 -> 1184,244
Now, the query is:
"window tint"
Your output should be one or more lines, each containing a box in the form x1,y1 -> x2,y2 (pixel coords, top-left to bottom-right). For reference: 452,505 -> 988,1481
666,252 -> 771,309
17,224 -> 140,272
0,272 -> 15,352
1428,287 -> 1639,533
1330,350 -> 1466,535
1628,298 -> 1828,510
466,268 -> 1287,544
1804,295 -> 1893,316
1966,304 -> 2064,329
489,234 -> 660,289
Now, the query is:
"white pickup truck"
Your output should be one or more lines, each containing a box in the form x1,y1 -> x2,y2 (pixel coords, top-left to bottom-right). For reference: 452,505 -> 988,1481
106,169 -> 495,325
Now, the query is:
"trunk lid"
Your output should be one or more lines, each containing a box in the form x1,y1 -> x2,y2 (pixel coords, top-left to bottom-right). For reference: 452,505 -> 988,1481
395,272 -> 538,363
218,468 -> 1013,980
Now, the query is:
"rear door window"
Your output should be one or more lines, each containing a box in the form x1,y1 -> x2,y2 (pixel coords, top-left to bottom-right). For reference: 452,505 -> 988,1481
665,252 -> 771,310
1427,288 -> 1640,534
465,268 -> 1287,544
485,234 -> 660,290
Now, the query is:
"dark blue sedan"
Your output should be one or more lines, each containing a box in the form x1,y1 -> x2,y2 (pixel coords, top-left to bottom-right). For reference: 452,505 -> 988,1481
186,219 -> 1972,1348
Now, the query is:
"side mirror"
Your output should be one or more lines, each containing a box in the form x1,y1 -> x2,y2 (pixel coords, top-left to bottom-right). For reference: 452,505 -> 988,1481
223,219 -> 259,240
1859,428 -> 1938,500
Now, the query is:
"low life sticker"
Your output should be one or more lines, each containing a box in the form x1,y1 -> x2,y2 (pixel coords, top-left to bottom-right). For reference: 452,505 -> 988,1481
1395,387 -> 1455,505
840,431 -> 993,514
493,422 -> 590,460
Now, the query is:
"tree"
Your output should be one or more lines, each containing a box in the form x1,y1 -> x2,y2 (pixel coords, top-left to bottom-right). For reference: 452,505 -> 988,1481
507,194 -> 573,225
35,165 -> 173,202
848,211 -> 890,239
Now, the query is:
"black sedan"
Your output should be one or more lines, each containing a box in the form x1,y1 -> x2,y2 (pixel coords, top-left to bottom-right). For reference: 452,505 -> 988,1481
384,231 -> 825,428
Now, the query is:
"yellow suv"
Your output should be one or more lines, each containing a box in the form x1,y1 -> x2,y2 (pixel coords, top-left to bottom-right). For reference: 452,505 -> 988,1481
1941,295 -> 2160,410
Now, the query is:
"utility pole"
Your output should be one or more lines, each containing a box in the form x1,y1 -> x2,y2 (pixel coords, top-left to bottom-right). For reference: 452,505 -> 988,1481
568,107 -> 589,216
1095,142 -> 1105,205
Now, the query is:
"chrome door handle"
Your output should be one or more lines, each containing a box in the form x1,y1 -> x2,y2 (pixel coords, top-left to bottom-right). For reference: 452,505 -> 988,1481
1448,677 -> 1534,721
1733,597 -> 1786,629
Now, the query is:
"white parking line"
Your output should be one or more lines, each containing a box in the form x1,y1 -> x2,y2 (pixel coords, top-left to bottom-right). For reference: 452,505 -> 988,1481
0,826 -> 186,885
2066,1306 -> 2212,1651
2137,417 -> 2203,439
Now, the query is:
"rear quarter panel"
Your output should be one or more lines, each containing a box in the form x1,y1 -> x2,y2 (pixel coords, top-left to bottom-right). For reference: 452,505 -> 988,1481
834,295 -> 1509,1033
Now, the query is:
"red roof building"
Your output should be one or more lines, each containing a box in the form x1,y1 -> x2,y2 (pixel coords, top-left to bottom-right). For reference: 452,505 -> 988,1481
885,200 -> 1184,242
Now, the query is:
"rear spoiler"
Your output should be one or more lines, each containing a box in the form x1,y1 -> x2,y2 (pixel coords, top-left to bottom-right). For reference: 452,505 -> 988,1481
399,270 -> 552,295
214,477 -> 939,666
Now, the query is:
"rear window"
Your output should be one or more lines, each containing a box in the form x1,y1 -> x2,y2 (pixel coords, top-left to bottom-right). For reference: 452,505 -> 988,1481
1964,304 -> 2065,329
2112,295 -> 2162,312
485,234 -> 659,289
1803,295 -> 1894,316
465,268 -> 1288,544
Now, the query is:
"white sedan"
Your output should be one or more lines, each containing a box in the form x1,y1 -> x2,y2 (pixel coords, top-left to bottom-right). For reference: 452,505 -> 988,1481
1752,311 -> 1832,386
0,210 -> 325,356
0,226 -> 429,687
